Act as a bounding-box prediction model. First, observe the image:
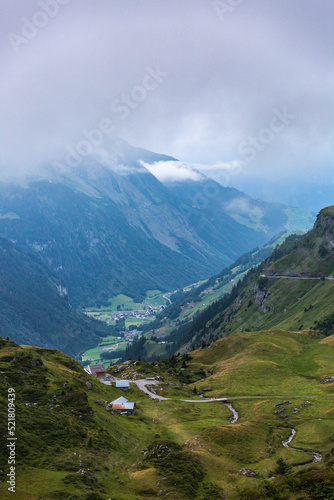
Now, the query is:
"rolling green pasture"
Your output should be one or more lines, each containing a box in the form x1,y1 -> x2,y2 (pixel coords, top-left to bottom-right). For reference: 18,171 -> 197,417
85,290 -> 169,315
82,336 -> 128,366
1,330 -> 334,499
186,330 -> 334,398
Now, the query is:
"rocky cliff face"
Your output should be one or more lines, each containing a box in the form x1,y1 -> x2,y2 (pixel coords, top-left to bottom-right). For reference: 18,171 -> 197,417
253,282 -> 271,313
314,208 -> 334,249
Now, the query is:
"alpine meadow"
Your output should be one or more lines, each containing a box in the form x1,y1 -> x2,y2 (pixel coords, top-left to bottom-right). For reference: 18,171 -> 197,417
0,2 -> 334,499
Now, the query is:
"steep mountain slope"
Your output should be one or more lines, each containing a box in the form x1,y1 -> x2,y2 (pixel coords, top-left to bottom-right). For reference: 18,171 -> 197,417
0,238 -> 111,356
158,206 -> 334,352
123,232 -> 291,361
165,179 -> 304,236
0,140 -> 313,307
0,180 -> 211,307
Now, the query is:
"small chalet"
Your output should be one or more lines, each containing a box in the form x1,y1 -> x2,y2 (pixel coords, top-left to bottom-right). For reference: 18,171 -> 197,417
115,380 -> 130,391
110,396 -> 135,415
85,364 -> 106,378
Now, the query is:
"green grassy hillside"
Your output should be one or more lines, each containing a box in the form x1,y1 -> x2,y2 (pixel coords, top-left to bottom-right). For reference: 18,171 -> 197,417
0,338 -> 159,500
214,207 -> 334,338
1,330 -> 334,499
111,329 -> 334,498
221,278 -> 334,336
267,205 -> 334,277
162,206 -> 334,352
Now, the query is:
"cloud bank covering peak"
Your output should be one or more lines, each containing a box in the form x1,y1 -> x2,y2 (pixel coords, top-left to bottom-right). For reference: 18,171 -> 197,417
1,0 -> 334,186
142,160 -> 204,183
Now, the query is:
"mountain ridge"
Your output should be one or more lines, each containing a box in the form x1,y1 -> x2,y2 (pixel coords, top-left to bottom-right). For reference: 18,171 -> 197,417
175,206 -> 334,351
123,206 -> 333,360
0,141 -> 313,307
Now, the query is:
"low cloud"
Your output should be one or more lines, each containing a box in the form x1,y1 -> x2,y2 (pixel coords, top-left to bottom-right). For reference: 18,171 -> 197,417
1,1 -> 334,184
141,160 -> 204,183
225,197 -> 254,215
193,160 -> 242,172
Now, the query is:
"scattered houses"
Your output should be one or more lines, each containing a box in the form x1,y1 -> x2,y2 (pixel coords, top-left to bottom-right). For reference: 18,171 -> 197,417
115,380 -> 130,391
110,396 -> 136,415
85,364 -> 106,379
106,306 -> 164,324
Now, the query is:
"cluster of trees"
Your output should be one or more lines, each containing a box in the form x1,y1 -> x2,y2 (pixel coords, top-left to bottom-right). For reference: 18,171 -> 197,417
122,335 -> 147,362
268,233 -> 301,262
100,350 -> 126,360
316,313 -> 334,336
164,266 -> 258,352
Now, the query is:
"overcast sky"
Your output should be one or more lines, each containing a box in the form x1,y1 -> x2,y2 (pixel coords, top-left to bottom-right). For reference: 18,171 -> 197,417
1,0 -> 334,186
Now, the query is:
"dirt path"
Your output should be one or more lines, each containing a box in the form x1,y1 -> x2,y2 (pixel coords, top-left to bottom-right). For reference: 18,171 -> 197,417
132,380 -> 334,403
133,379 -> 170,400
129,380 -> 329,457
163,294 -> 172,305
132,379 -> 242,423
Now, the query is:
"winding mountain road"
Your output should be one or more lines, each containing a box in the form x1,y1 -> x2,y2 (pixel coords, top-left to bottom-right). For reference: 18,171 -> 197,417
132,379 -> 334,403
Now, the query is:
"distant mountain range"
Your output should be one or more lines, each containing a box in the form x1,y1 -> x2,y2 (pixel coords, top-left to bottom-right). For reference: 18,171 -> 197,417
0,139 -> 313,308
226,175 -> 333,212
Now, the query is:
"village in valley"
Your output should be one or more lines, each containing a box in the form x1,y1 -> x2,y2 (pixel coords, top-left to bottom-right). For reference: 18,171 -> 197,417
81,275 -> 247,369
81,290 -> 171,368
84,291 -> 169,326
